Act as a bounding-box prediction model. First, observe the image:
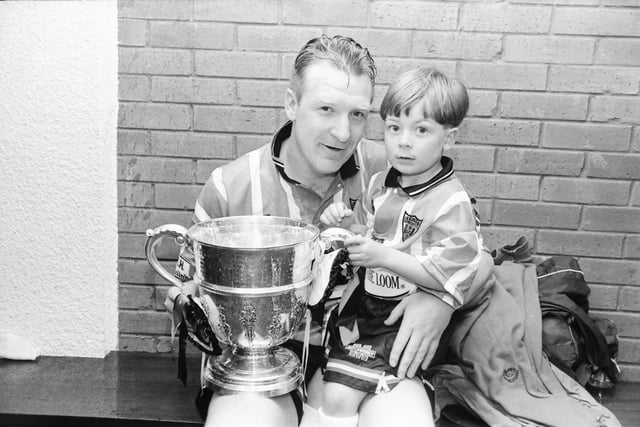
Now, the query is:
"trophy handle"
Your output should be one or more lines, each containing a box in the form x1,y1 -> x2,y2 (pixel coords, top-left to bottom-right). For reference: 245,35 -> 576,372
145,224 -> 190,287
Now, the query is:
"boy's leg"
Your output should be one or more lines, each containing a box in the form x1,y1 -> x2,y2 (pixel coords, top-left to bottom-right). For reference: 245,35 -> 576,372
301,370 -> 366,427
306,368 -> 326,408
321,381 -> 368,417
358,377 -> 434,427
316,382 -> 366,427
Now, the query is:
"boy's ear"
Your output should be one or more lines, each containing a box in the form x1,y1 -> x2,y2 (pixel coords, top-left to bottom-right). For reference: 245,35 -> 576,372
444,127 -> 458,150
284,88 -> 298,121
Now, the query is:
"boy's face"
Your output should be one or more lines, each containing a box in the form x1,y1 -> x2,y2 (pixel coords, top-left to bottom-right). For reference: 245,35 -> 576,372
384,103 -> 457,187
284,61 -> 373,179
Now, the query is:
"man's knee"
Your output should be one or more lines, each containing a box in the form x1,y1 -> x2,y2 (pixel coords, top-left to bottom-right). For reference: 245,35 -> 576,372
205,392 -> 298,427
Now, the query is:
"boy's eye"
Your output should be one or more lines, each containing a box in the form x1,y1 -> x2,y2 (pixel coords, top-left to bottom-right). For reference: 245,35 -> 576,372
387,124 -> 399,132
416,126 -> 429,135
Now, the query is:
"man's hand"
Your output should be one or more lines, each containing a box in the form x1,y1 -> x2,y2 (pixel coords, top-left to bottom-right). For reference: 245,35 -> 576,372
175,293 -> 220,355
385,291 -> 453,379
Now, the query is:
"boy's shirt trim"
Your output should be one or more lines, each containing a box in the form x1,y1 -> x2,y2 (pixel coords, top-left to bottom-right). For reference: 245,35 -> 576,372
383,156 -> 454,197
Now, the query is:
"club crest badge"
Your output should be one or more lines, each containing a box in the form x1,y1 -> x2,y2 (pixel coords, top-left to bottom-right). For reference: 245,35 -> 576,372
402,212 -> 423,241
503,367 -> 519,383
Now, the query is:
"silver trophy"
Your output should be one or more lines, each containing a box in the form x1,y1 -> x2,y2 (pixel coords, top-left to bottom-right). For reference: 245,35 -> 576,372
145,216 -> 321,396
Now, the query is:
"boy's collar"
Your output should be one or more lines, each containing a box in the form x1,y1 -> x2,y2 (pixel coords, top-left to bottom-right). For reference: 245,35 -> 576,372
271,121 -> 360,184
385,156 -> 454,196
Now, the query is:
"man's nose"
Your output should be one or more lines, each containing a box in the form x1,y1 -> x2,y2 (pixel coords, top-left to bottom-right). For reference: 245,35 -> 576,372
330,115 -> 351,143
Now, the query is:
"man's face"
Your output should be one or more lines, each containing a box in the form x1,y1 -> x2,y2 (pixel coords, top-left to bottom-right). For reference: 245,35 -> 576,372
285,61 -> 373,178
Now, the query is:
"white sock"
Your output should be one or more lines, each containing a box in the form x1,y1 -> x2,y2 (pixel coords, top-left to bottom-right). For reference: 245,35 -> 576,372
318,407 -> 359,427
299,403 -> 320,427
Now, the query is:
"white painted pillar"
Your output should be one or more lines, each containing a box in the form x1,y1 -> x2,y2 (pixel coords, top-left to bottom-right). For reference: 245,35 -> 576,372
0,1 -> 119,357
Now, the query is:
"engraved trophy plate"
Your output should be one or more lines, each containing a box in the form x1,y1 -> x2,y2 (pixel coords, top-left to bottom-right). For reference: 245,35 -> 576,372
145,216 -> 320,396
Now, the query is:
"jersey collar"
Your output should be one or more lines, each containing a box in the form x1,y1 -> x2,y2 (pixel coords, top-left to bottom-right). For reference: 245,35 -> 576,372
271,121 -> 360,184
384,156 -> 454,197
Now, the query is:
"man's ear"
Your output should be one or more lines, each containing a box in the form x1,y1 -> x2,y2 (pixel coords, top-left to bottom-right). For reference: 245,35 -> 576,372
443,127 -> 458,150
284,88 -> 298,121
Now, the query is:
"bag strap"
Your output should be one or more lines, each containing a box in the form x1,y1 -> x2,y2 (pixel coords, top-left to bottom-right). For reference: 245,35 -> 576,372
540,297 -> 618,382
541,340 -> 580,381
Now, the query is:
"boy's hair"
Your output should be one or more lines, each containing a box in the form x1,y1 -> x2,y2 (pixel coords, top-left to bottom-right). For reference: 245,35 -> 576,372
291,34 -> 377,101
380,68 -> 469,127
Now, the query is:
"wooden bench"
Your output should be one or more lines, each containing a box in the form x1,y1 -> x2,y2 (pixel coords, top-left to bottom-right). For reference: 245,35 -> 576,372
0,352 -> 203,426
1,351 -> 638,426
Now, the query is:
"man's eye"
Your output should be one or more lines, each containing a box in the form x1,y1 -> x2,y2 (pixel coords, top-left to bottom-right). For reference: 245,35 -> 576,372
351,111 -> 367,120
320,106 -> 333,113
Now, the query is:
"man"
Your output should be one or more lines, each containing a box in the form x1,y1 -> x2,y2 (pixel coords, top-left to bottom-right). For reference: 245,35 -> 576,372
170,35 -> 459,427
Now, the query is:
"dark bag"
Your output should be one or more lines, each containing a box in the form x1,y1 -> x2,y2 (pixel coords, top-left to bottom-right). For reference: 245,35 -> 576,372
536,256 -> 620,387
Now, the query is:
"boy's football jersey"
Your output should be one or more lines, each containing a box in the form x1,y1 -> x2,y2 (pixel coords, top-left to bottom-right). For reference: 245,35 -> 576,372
361,157 -> 484,308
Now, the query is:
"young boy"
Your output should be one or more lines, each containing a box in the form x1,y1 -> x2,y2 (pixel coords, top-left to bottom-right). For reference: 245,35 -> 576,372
313,68 -> 491,427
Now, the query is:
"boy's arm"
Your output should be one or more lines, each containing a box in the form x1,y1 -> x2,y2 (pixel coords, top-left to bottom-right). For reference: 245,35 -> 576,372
401,191 -> 489,308
377,245 -> 446,293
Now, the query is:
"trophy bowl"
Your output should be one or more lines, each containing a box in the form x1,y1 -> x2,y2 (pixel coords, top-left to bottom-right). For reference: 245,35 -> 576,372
145,216 -> 320,396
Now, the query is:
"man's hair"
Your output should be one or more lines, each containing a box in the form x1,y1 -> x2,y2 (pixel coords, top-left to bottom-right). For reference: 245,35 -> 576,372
290,34 -> 376,100
380,68 -> 469,127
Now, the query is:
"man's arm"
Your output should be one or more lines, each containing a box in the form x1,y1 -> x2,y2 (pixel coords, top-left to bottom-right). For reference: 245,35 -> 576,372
193,167 -> 230,223
384,291 -> 453,378
382,187 -> 495,378
162,166 -> 234,353
385,249 -> 494,378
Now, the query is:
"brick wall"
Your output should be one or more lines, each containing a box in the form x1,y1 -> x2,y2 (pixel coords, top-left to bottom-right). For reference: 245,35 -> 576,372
117,0 -> 640,380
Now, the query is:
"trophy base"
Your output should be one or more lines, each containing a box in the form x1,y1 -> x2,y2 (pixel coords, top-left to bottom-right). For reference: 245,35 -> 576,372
204,346 -> 303,397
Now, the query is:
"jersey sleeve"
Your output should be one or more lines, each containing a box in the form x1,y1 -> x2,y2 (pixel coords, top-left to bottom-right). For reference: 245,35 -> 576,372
414,191 -> 486,308
358,171 -> 386,232
193,167 -> 229,224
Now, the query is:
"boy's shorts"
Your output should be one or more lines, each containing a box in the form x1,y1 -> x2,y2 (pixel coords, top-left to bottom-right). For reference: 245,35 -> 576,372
323,292 -> 403,393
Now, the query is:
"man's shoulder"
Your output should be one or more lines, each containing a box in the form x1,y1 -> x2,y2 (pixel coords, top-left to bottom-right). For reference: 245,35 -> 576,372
357,138 -> 387,172
369,167 -> 390,189
212,143 -> 271,177
225,143 -> 271,168
200,143 -> 272,197
197,143 -> 273,218
358,138 -> 385,155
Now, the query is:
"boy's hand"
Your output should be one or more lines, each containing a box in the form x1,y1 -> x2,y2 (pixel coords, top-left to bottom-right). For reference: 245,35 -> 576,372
344,235 -> 388,268
320,202 -> 353,226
